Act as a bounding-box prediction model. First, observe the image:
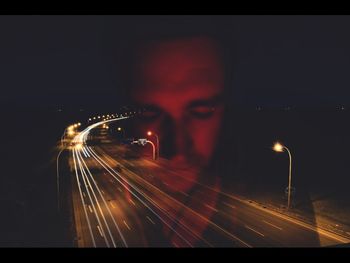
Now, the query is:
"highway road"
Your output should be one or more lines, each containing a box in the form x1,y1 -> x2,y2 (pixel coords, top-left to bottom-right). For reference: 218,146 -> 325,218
66,116 -> 350,247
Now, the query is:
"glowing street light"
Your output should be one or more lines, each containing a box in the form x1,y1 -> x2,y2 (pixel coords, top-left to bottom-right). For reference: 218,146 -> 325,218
147,131 -> 159,160
67,129 -> 75,136
117,127 -> 125,138
273,142 -> 293,209
273,142 -> 284,152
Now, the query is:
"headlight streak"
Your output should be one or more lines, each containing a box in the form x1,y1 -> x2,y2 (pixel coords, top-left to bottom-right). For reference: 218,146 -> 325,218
74,116 -> 194,247
88,146 -> 212,247
74,148 -> 115,247
89,146 -> 250,247
70,116 -> 129,247
76,147 -> 127,247
81,146 -> 90,158
85,145 -> 193,247
72,115 -> 250,247
72,147 -> 97,247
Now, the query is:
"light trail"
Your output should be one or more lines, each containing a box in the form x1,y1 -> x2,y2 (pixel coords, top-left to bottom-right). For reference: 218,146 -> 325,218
76,147 -> 127,247
72,148 -> 96,247
85,145 -> 195,247
75,148 -> 114,247
89,146 -> 249,247
70,115 -> 250,247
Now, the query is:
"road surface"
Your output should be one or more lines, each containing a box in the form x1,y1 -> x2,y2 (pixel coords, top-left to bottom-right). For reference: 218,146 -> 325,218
65,117 -> 350,247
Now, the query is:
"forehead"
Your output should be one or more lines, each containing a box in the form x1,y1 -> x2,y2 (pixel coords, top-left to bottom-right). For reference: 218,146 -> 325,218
131,37 -> 224,103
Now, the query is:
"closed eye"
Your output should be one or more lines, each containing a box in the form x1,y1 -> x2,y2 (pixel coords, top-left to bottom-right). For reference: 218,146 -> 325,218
188,105 -> 216,119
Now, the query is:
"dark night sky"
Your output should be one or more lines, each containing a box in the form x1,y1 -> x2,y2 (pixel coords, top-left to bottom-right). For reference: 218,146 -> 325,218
1,15 -> 350,109
1,15 -> 350,245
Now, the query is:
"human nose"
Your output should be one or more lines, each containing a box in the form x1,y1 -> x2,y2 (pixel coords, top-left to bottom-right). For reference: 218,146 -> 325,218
161,116 -> 192,160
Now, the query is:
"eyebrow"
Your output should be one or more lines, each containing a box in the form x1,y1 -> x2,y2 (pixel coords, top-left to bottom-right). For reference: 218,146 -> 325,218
138,104 -> 162,112
136,93 -> 224,113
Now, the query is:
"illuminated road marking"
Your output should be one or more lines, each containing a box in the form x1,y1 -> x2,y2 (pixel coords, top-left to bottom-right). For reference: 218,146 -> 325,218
75,117 -> 254,246
89,145 -> 249,247
81,148 -> 87,158
222,202 -> 236,209
123,220 -> 131,230
205,204 -> 219,213
72,149 -> 96,247
77,149 -> 125,247
76,150 -> 111,247
101,190 -> 105,195
97,225 -> 104,237
263,220 -> 283,230
86,147 -> 194,247
118,187 -> 123,193
88,205 -> 93,213
82,127 -> 221,247
83,192 -> 86,198
85,147 -> 91,157
244,225 -> 265,237
146,216 -> 155,225
110,202 -> 116,209
180,191 -> 189,197
82,147 -> 90,158
129,199 -> 136,206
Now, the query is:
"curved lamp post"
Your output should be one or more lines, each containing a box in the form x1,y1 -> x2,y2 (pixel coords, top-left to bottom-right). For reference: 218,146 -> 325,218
273,142 -> 293,209
117,127 -> 125,138
132,139 -> 156,160
147,131 -> 159,160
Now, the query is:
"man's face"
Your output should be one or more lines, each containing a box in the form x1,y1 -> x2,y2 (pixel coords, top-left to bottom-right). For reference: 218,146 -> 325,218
130,37 -> 225,186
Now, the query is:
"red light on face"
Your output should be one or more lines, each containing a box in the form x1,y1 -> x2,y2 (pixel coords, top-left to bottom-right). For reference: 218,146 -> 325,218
147,131 -> 152,136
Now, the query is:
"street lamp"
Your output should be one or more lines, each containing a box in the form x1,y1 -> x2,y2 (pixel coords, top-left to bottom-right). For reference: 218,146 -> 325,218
56,145 -> 65,212
117,127 -> 125,138
132,139 -> 156,160
147,131 -> 159,160
61,125 -> 75,146
273,142 -> 293,209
